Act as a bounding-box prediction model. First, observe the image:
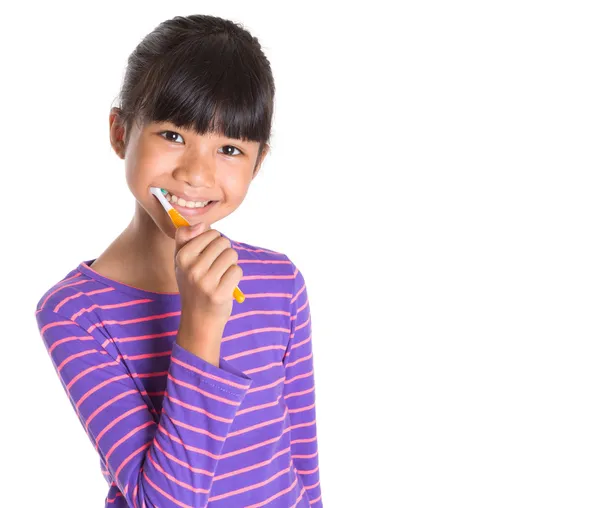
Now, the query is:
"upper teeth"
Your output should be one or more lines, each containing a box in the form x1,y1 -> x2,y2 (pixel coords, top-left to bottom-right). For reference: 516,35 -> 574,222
165,192 -> 211,208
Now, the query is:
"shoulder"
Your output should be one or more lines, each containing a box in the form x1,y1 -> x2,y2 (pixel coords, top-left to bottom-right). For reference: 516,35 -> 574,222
34,261 -> 119,330
228,237 -> 305,293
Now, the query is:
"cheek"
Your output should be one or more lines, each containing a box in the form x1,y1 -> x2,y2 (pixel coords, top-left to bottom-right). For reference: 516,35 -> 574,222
124,158 -> 176,235
125,154 -> 161,199
222,171 -> 252,202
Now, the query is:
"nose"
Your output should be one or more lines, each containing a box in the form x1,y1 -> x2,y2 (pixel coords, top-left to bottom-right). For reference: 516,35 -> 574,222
173,154 -> 216,188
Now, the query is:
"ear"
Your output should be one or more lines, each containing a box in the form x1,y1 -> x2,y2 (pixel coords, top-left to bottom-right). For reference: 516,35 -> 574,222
109,107 -> 127,159
252,143 -> 270,180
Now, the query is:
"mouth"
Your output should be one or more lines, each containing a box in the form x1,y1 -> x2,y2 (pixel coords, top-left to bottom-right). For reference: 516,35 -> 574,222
162,189 -> 218,217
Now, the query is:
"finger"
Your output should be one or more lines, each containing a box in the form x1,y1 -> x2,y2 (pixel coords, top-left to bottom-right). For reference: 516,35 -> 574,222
215,264 -> 243,300
175,228 -> 221,268
175,222 -> 207,251
203,246 -> 239,288
186,235 -> 232,281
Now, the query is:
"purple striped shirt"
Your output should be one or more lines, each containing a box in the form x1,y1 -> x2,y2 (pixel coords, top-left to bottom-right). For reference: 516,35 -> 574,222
34,237 -> 322,507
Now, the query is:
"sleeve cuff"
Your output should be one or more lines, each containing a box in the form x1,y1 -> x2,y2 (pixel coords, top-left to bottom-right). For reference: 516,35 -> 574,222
171,341 -> 253,394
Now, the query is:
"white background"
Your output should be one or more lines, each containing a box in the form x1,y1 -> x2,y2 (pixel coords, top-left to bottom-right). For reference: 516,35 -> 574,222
1,1 -> 599,506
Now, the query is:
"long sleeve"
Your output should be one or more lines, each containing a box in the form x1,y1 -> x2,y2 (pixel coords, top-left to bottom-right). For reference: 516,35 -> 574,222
36,308 -> 252,508
282,262 -> 323,506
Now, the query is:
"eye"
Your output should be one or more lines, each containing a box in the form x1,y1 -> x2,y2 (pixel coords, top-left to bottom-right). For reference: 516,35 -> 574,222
159,130 -> 184,144
219,145 -> 243,157
158,131 -> 243,156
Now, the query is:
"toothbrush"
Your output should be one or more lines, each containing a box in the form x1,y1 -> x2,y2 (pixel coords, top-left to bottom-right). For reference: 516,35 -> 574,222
150,187 -> 245,303
150,187 -> 192,228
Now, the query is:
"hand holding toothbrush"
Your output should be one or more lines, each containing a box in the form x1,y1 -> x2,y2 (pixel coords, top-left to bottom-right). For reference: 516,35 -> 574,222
174,222 -> 242,366
150,187 -> 245,303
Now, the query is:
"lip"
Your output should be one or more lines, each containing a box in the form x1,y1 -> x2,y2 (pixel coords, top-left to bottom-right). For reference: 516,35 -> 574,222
170,198 -> 218,217
163,189 -> 217,203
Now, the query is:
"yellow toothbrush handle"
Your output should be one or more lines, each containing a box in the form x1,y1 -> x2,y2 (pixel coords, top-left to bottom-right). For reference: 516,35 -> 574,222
168,209 -> 245,303
168,209 -> 192,228
233,286 -> 245,304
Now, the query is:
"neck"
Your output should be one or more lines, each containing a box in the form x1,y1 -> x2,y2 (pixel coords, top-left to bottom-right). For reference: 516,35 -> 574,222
116,202 -> 180,293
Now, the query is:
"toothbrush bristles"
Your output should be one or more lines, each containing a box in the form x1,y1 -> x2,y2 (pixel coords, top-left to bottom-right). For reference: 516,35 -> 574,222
161,188 -> 168,195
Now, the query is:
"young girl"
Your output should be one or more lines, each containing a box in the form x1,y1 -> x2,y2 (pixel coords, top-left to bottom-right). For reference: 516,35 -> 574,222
35,14 -> 322,508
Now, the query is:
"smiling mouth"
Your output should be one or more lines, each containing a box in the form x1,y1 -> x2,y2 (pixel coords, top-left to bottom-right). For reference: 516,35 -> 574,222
161,191 -> 218,217
162,189 -> 216,209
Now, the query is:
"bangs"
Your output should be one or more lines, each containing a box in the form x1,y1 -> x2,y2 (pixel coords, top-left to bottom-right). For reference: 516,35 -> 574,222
133,35 -> 271,143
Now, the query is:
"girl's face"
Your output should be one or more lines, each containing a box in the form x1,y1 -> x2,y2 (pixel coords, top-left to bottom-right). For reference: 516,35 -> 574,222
109,107 -> 268,238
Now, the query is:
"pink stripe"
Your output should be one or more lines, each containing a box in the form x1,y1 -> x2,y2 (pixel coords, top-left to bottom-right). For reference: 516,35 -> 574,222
228,309 -> 290,321
297,465 -> 319,475
53,287 -> 114,312
125,351 -> 171,361
294,317 -> 310,333
157,424 -> 221,459
57,349 -> 100,372
237,259 -> 292,264
153,439 -> 214,476
222,326 -> 289,343
284,386 -> 315,400
66,359 -> 118,389
40,320 -> 74,334
94,403 -> 146,443
47,334 -> 95,354
291,283 -> 305,305
290,335 -> 311,352
292,451 -> 318,460
142,468 -> 194,508
286,352 -> 312,369
70,298 -> 153,320
106,492 -> 123,503
168,415 -> 226,441
167,373 -> 240,405
231,244 -> 283,254
244,473 -> 298,508
208,459 -> 293,502
288,402 -> 315,414
87,311 -> 181,332
165,393 -> 234,423
244,362 -> 281,375
237,396 -> 281,416
117,330 -> 178,343
39,276 -> 85,309
296,299 -> 309,314
91,394 -> 144,434
214,446 -> 290,481
290,421 -> 317,433
146,451 -> 209,494
101,331 -> 177,350
291,487 -> 307,508
76,374 -> 131,409
243,292 -> 293,299
227,411 -> 287,438
219,426 -> 291,460
106,421 -> 155,460
224,344 -> 286,361
247,377 -> 284,394
137,370 -> 168,379
170,355 -> 250,389
242,274 -> 295,281
284,370 -> 313,385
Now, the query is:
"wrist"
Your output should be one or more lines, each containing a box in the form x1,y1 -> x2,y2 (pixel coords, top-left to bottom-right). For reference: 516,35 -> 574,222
177,313 -> 225,367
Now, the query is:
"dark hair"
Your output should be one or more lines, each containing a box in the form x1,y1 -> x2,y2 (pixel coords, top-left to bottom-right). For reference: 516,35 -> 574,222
114,14 -> 275,167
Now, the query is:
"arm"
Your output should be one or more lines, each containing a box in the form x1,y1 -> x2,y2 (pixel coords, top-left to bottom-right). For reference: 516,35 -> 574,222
35,308 -> 252,508
282,261 -> 323,506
